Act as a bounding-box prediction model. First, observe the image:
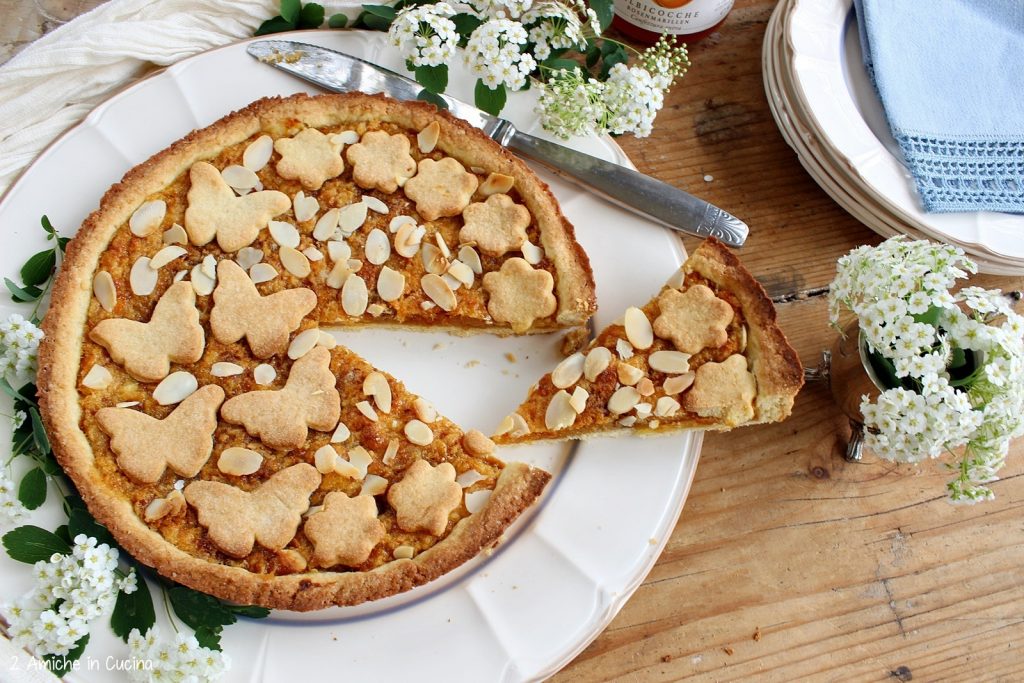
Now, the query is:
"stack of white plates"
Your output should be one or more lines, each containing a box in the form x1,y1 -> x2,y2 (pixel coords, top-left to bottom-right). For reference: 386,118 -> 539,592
764,0 -> 1024,275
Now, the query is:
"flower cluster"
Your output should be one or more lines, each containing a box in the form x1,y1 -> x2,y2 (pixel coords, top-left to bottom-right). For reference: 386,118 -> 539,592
126,627 -> 230,683
1,535 -> 136,657
0,313 -> 44,380
464,19 -> 537,90
467,0 -> 535,20
389,2 -> 459,68
521,0 -> 595,60
0,469 -> 29,528
829,237 -> 1024,503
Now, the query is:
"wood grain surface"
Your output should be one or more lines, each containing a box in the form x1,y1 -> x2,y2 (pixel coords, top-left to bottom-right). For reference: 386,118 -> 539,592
3,1 -> 1023,681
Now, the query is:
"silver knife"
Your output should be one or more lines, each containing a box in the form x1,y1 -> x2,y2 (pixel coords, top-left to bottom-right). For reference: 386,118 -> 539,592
246,40 -> 749,247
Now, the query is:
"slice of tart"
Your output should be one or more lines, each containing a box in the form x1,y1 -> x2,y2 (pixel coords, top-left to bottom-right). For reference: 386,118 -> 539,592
492,238 -> 803,443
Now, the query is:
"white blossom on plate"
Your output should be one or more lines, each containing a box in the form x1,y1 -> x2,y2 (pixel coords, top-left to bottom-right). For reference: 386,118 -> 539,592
389,2 -> 459,68
126,626 -> 230,683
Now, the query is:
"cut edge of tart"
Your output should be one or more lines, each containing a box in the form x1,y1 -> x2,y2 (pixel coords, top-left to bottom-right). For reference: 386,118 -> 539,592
492,238 -> 804,443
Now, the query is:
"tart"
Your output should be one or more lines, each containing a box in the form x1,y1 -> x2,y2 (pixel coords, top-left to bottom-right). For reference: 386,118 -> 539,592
36,92 -> 583,610
492,238 -> 804,443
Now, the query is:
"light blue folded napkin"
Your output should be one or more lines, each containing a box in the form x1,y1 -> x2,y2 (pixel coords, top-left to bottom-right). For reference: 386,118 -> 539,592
854,0 -> 1024,214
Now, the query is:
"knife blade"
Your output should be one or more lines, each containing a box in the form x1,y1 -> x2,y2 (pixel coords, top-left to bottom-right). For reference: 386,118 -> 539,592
246,39 -> 749,247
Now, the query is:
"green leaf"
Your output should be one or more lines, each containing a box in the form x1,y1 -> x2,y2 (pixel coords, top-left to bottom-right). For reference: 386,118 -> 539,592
255,16 -> 296,35
111,577 -> 155,642
949,346 -> 967,370
17,467 -> 46,510
20,249 -> 56,287
452,12 -> 483,44
542,58 -> 582,73
54,524 -> 72,546
168,586 -> 237,632
30,408 -> 50,454
41,215 -> 56,238
912,304 -> 942,328
414,64 -> 448,94
195,626 -> 223,650
5,277 -> 42,303
57,236 -> 70,252
358,10 -> 392,30
280,0 -> 301,23
298,3 -> 325,28
599,45 -> 629,79
43,634 -> 89,676
585,43 -> 601,68
417,89 -> 449,109
2,525 -> 70,563
0,376 -> 19,400
474,80 -> 507,116
68,507 -> 118,548
589,0 -> 614,31
230,604 -> 271,619
328,12 -> 349,28
362,4 -> 397,20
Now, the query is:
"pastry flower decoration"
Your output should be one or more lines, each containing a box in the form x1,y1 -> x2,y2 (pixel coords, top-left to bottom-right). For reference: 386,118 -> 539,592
459,193 -> 531,257
482,257 -> 556,333
403,157 -> 479,221
682,354 -> 756,425
345,130 -> 417,193
304,493 -> 386,567
274,128 -> 346,191
653,284 -> 733,354
387,459 -> 462,536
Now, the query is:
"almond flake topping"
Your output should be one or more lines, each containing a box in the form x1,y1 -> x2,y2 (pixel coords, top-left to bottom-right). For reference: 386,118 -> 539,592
243,135 -> 273,172
153,371 -> 198,406
287,328 -> 321,360
269,220 -> 300,248
393,545 -> 415,560
313,208 -> 340,241
456,470 -> 486,488
420,242 -> 447,275
480,172 -> 515,196
314,444 -> 343,475
584,346 -> 612,381
163,224 -> 188,245
616,338 -> 634,360
421,273 -> 457,312
447,260 -> 475,287
144,490 -> 185,522
635,402 -> 653,419
413,397 -> 437,424
637,377 -> 655,397
303,246 -> 324,262
173,270 -> 187,282
395,223 -> 425,258
82,364 -> 112,390
404,419 -> 434,446
389,215 -> 416,233
376,266 -> 406,302
607,386 -> 641,415
356,400 -> 378,422
363,372 -> 392,413
342,273 -> 369,316
222,165 -> 259,191
190,263 -> 216,296
93,271 -> 116,312
569,386 -> 589,413
435,232 -> 451,259
235,247 -> 264,271
280,246 -> 311,278
382,438 -> 400,465
457,245 -> 483,275
149,245 -> 187,270
617,362 -> 644,386
362,474 -> 389,497
201,255 -> 217,280
363,195 -> 389,214
462,430 -> 495,456
545,390 -> 577,430
318,331 -> 336,349
325,260 -> 351,289
624,307 -> 654,349
211,362 -> 244,377
493,414 -> 515,437
465,489 -> 492,515
249,263 -> 278,284
521,240 -> 544,265
331,421 -> 351,443
129,257 -> 158,296
115,401 -> 140,408
654,396 -> 681,418
663,372 -> 696,395
253,364 -> 277,385
365,228 -> 391,265
218,447 -> 263,476
348,446 -> 373,478
338,201 -> 368,235
417,121 -> 441,153
367,303 -> 385,317
293,191 -> 319,223
129,200 -> 166,237
333,130 -> 360,145
649,350 -> 691,374
551,352 -> 585,389
327,240 -> 352,263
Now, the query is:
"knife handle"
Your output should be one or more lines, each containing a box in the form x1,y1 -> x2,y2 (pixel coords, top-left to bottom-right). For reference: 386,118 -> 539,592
505,131 -> 749,248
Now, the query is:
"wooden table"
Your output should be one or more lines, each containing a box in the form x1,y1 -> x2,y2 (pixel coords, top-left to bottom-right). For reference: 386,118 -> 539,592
4,1 -> 1023,680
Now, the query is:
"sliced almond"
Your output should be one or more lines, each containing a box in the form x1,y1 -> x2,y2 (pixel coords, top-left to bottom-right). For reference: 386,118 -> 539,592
636,377 -> 656,397
393,545 -> 415,560
190,264 -> 216,296
551,352 -> 585,389
447,260 -> 474,287
509,412 -> 530,437
738,325 -> 748,354
293,191 -> 319,223
618,416 -> 638,428
616,338 -> 634,360
493,414 -> 515,437
243,134 -> 273,172
249,263 -> 278,284
327,240 -> 352,263
663,372 -> 696,395
418,121 -> 441,153
367,303 -> 385,317
617,363 -> 644,386
569,386 -> 589,413
355,400 -> 378,422
413,398 -> 437,424
201,254 -> 217,280
269,220 -> 300,249
654,396 -> 681,418
162,224 -> 188,245
280,246 -> 311,278
333,455 -> 361,479
545,390 -> 577,430
649,350 -> 692,374
211,362 -> 244,377
287,328 -> 321,360
584,346 -> 613,381
149,245 -> 187,270
318,331 -> 337,349
480,172 -> 515,196
421,301 -> 436,311
144,490 -> 185,522
303,246 -> 324,262
382,438 -> 400,465
465,489 -> 492,515
420,242 -> 447,275
128,257 -> 157,296
331,421 -> 351,443
218,447 -> 263,476
129,200 -> 166,237
313,208 -> 340,241
314,444 -> 340,474
365,228 -> 391,265
624,307 -> 654,350
235,247 -> 264,271
521,240 -> 544,265
93,274 -> 117,313
153,371 -> 198,406
395,223 -> 425,258
333,130 -> 360,145
338,201 -> 368,234
253,364 -> 276,385
457,245 -> 483,275
421,274 -> 456,311
342,273 -> 369,316
361,474 -> 389,497
363,195 -> 389,214
607,386 -> 641,415
173,270 -> 187,282
435,232 -> 451,259
325,260 -> 351,289
404,419 -> 434,446
462,430 -> 495,456
348,446 -> 373,478
389,215 -> 416,233
222,164 -> 259,190
115,401 -> 140,408
457,469 -> 486,488
376,266 -> 406,303
666,268 -> 685,290
82,364 -> 112,390
363,371 -> 392,413
635,402 -> 653,419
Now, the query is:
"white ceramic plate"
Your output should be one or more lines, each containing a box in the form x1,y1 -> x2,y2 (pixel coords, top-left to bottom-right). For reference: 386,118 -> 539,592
785,0 -> 1024,265
0,31 -> 702,682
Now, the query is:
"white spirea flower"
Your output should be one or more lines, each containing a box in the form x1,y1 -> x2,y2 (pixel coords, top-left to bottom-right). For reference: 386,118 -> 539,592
389,3 -> 459,68
0,313 -> 43,381
464,19 -> 536,91
126,626 -> 230,683
521,1 -> 588,60
0,535 -> 131,657
468,0 -> 535,20
0,470 -> 29,528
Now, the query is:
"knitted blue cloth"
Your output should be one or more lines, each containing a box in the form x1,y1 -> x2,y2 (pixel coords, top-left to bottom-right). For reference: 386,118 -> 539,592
854,0 -> 1024,213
